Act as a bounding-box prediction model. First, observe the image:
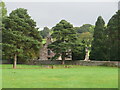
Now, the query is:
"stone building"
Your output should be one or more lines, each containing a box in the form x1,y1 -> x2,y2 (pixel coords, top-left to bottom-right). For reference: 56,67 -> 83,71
39,35 -> 56,60
39,35 -> 72,60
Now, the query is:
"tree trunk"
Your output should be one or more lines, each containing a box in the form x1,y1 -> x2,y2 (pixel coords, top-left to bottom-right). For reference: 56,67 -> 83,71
62,59 -> 65,65
62,52 -> 65,65
13,54 -> 17,69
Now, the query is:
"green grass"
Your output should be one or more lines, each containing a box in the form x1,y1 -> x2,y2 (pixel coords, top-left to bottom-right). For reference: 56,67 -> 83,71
1,64 -> 118,88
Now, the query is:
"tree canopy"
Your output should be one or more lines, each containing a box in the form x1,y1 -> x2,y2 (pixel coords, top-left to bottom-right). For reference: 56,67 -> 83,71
40,27 -> 50,38
90,16 -> 107,60
2,8 -> 42,68
105,10 -> 120,60
75,24 -> 94,34
0,1 -> 7,18
48,20 -> 77,64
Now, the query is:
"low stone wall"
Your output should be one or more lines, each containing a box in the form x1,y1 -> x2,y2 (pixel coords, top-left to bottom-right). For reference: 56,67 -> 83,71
27,60 -> 119,67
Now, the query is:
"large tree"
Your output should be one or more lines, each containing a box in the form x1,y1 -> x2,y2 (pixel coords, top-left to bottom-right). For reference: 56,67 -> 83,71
0,1 -> 7,64
2,8 -> 42,68
106,10 -> 120,61
90,16 -> 107,60
48,20 -> 77,64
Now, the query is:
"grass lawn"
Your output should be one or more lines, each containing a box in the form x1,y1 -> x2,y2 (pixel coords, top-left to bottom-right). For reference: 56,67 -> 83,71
1,64 -> 118,88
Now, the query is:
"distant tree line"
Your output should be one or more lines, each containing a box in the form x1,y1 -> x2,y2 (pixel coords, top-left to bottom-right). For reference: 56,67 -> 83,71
47,11 -> 120,62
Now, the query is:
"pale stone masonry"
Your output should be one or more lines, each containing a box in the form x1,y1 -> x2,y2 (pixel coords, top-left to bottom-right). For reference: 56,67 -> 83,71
39,35 -> 55,60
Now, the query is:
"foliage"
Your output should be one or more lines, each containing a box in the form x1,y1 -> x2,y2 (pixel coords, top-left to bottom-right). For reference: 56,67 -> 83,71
72,41 -> 86,60
48,20 -> 77,63
90,16 -> 107,60
42,39 -> 47,44
106,10 -> 120,61
2,8 -> 42,64
90,11 -> 120,61
0,1 -> 7,18
78,32 -> 93,48
0,1 -> 7,62
74,24 -> 94,34
72,25 -> 94,60
0,1 -> 7,38
40,27 -> 50,38
72,31 -> 93,60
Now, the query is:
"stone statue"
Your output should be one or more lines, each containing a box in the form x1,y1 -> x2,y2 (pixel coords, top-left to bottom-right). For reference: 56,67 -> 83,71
84,47 -> 90,61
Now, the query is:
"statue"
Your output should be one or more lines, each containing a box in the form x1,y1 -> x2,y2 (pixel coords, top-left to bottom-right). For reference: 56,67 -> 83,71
84,47 -> 90,61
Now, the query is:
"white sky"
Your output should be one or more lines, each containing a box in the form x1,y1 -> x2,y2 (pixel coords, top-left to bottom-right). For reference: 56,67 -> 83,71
3,0 -> 120,2
3,0 -> 119,29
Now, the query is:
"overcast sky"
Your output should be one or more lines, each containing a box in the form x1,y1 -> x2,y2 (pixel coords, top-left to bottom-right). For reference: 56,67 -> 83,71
5,2 -> 118,30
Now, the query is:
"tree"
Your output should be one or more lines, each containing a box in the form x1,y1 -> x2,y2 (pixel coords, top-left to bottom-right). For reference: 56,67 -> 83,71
72,24 -> 94,61
72,32 -> 93,60
2,8 -> 42,68
48,20 -> 77,64
90,16 -> 107,60
78,32 -> 93,61
75,24 -> 94,34
0,1 -> 7,18
72,41 -> 86,60
0,1 -> 7,38
0,1 -> 7,63
40,27 -> 50,38
106,10 -> 120,61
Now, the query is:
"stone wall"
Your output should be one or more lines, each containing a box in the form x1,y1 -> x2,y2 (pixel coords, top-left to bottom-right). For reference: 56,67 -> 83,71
27,60 -> 119,67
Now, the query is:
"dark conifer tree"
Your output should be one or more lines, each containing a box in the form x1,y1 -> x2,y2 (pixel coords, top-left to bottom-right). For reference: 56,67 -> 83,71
106,10 -> 120,61
90,16 -> 107,60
